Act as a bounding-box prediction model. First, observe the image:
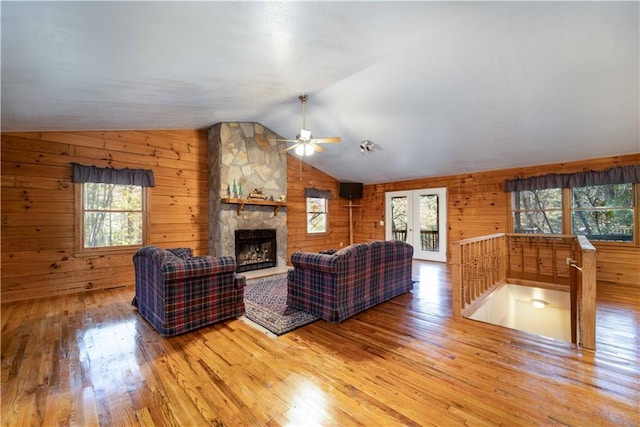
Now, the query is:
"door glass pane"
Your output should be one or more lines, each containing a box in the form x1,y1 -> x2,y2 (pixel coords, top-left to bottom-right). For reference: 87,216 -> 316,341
391,196 -> 408,242
420,194 -> 439,252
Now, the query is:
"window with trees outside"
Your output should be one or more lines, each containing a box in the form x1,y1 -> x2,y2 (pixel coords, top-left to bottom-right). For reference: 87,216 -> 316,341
572,184 -> 634,242
513,188 -> 563,234
81,183 -> 146,248
507,165 -> 639,244
72,163 -> 154,254
306,197 -> 327,234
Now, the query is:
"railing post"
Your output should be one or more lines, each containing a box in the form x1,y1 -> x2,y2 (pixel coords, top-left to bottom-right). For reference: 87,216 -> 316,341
451,241 -> 462,317
569,249 -> 578,345
498,235 -> 507,283
578,236 -> 597,350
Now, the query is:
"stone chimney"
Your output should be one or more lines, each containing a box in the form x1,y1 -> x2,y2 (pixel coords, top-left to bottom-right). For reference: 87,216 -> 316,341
207,122 -> 288,268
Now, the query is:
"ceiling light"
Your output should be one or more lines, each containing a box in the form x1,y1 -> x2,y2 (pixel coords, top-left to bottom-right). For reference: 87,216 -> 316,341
295,143 -> 314,157
304,143 -> 314,156
531,299 -> 548,309
360,140 -> 374,152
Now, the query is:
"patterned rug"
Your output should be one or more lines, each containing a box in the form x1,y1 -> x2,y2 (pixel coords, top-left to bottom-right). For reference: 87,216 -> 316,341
243,273 -> 319,336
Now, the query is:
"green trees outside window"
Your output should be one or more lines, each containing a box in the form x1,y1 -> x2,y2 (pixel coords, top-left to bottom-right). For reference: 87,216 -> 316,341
83,183 -> 144,247
512,183 -> 635,242
572,184 -> 633,241
513,188 -> 562,234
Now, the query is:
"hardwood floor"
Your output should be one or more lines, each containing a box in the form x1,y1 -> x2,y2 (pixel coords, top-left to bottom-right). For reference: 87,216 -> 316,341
2,261 -> 638,426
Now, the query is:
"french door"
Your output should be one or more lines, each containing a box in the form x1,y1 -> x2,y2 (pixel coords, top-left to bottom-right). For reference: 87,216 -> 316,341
385,188 -> 447,262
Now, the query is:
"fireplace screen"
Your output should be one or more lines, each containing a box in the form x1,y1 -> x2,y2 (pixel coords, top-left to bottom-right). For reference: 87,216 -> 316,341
235,229 -> 277,273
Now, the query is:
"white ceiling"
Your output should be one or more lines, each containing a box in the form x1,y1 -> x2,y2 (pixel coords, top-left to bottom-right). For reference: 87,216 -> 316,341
2,2 -> 638,184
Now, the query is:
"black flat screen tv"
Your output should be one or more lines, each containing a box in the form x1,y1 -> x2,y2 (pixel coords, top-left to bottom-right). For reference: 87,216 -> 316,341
339,182 -> 363,199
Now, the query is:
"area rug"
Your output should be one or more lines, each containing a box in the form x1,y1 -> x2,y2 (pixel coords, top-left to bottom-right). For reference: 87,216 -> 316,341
243,273 -> 319,336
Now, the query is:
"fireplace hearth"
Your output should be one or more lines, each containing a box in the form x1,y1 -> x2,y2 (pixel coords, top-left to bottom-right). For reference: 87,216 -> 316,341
235,229 -> 277,273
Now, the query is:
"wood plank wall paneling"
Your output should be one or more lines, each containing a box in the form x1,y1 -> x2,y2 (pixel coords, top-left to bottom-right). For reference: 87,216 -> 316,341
356,153 -> 640,288
286,156 -> 349,261
2,128 -> 638,302
1,130 -> 209,302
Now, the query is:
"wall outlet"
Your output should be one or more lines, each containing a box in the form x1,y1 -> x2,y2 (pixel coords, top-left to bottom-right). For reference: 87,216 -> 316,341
339,242 -> 343,247
379,220 -> 384,226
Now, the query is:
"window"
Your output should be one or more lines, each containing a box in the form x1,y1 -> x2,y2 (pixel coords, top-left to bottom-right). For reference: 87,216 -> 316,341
82,183 -> 145,247
72,163 -> 154,254
512,189 -> 563,234
306,197 -> 327,234
304,187 -> 331,234
505,165 -> 639,244
572,184 -> 634,242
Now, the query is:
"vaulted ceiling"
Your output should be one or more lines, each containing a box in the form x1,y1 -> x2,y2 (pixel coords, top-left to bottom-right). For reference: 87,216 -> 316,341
2,2 -> 638,183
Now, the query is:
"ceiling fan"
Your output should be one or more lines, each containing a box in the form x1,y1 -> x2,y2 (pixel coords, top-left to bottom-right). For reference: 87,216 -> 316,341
280,94 -> 341,156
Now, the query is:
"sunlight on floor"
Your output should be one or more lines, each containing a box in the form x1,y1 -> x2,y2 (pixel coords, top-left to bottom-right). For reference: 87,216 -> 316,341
412,261 -> 444,303
285,375 -> 328,426
79,318 -> 139,375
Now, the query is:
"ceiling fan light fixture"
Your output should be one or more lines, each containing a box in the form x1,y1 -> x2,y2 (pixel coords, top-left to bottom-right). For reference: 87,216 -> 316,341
283,94 -> 341,158
295,143 -> 314,156
304,143 -> 315,156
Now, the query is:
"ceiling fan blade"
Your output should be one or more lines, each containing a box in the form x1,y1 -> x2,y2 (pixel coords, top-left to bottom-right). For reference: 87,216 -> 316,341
313,144 -> 325,153
283,144 -> 299,152
312,136 -> 341,144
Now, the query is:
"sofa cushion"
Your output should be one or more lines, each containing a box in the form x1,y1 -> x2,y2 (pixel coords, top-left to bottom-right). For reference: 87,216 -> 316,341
167,247 -> 193,259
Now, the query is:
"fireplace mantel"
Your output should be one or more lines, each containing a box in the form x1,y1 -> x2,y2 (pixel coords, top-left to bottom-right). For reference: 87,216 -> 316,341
221,198 -> 287,216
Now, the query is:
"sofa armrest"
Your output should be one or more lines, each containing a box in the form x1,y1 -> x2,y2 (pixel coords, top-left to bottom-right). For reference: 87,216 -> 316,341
291,252 -> 340,274
161,255 -> 237,281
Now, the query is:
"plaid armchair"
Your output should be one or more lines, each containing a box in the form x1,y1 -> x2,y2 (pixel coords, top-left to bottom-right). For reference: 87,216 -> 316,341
133,246 -> 245,336
287,240 -> 414,322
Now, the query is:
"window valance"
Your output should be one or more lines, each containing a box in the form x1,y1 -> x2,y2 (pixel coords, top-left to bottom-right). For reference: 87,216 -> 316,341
504,165 -> 640,192
304,188 -> 332,199
72,163 -> 155,187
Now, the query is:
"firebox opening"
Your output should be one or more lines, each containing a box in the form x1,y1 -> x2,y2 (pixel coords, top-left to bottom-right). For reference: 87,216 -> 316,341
235,229 -> 277,273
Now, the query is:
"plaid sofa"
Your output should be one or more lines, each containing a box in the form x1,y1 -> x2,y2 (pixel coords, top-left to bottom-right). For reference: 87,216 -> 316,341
132,246 -> 246,336
287,240 -> 414,322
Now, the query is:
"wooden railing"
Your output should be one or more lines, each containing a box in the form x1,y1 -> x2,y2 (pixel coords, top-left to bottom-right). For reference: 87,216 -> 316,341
451,233 -> 597,349
451,233 -> 506,318
392,229 -> 439,251
420,230 -> 439,251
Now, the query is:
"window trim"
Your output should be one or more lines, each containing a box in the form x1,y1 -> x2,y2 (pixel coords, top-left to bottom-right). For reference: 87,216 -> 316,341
74,182 -> 151,256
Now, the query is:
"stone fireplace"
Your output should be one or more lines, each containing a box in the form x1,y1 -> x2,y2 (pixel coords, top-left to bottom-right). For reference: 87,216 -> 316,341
207,122 -> 287,270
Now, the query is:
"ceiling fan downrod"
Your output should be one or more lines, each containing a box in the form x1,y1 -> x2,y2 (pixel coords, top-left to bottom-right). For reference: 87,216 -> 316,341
299,94 -> 308,132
